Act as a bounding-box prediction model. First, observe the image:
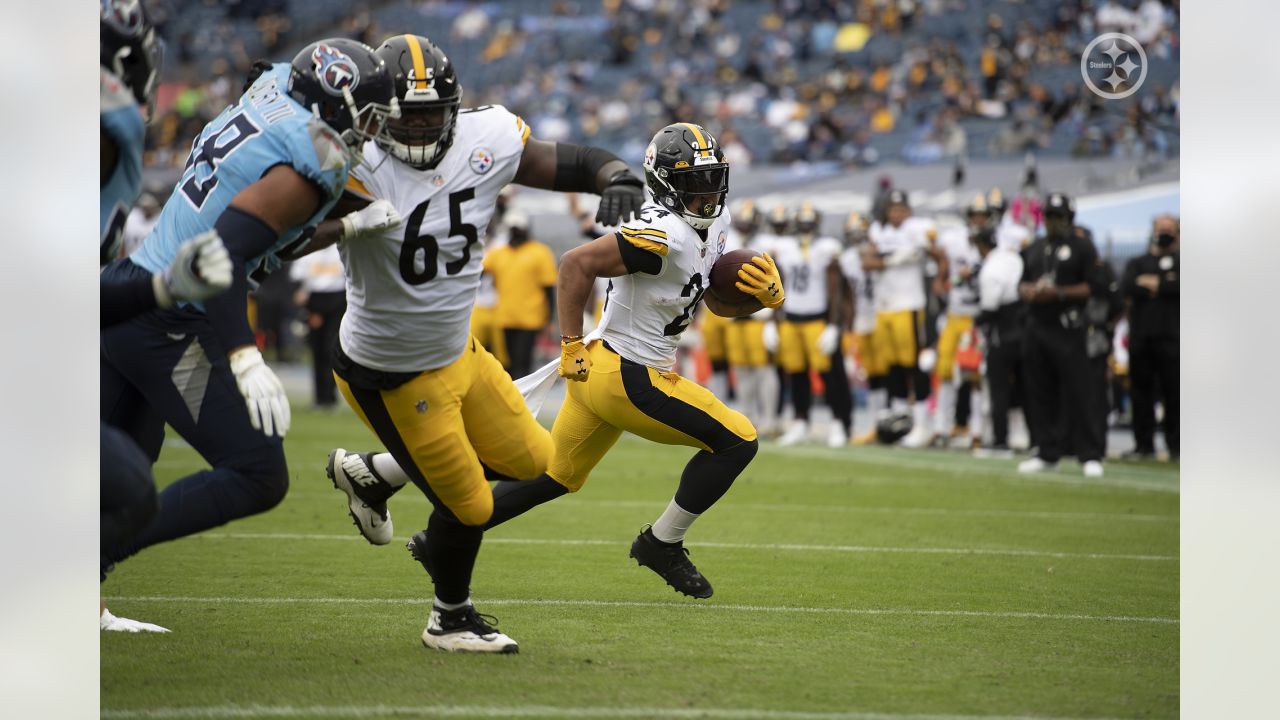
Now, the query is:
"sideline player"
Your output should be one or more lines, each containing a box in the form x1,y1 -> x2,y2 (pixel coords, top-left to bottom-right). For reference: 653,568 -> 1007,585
932,196 -> 988,447
837,212 -> 888,445
100,39 -> 400,596
316,34 -> 645,652
99,0 -> 233,633
773,202 -> 852,447
863,190 -> 945,447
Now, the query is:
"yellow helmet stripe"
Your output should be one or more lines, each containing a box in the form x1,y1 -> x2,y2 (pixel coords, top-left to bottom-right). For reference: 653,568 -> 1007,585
680,122 -> 712,157
404,34 -> 428,90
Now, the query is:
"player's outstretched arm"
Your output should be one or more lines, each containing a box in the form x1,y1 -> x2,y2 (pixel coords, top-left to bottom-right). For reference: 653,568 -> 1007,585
513,138 -> 644,226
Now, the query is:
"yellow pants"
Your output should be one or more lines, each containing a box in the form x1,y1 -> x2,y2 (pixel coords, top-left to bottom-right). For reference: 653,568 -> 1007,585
701,309 -> 729,363
936,314 -> 975,381
777,319 -> 831,373
548,341 -> 757,491
873,309 -> 924,368
470,306 -> 509,368
335,337 -> 552,526
855,331 -> 887,379
725,319 -> 769,367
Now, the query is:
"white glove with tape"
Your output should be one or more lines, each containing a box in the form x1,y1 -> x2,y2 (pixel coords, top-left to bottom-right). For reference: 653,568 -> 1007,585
229,346 -> 291,437
341,199 -> 402,240
762,321 -> 780,353
817,324 -> 840,356
153,230 -> 234,308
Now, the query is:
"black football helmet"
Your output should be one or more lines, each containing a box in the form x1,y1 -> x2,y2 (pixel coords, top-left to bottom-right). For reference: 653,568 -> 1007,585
794,201 -> 821,235
986,188 -> 1007,219
766,204 -> 791,234
965,194 -> 993,231
643,123 -> 730,230
732,199 -> 761,235
843,211 -> 868,246
375,34 -> 463,170
288,38 -> 400,167
101,0 -> 163,120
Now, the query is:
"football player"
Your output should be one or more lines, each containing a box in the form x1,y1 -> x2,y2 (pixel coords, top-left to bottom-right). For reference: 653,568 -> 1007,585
837,212 -> 888,445
772,202 -> 852,447
314,35 -> 645,653
722,200 -> 780,436
931,196 -> 989,447
99,0 -> 233,634
100,39 -> 401,605
333,123 -> 781,603
863,190 -> 945,448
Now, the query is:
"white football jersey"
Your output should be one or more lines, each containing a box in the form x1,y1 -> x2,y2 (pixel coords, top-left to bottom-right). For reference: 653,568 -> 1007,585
868,217 -> 933,313
772,235 -> 842,317
599,202 -> 732,371
338,106 -> 530,372
939,225 -> 981,316
838,246 -> 878,334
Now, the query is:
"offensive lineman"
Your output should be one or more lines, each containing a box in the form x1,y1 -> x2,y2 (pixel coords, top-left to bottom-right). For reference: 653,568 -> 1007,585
316,35 -> 645,653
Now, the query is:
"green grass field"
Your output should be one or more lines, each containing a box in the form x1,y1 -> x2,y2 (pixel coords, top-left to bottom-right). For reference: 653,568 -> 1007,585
101,407 -> 1179,720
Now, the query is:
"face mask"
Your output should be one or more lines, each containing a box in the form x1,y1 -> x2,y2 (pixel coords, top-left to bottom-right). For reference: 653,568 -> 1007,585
1155,232 -> 1176,248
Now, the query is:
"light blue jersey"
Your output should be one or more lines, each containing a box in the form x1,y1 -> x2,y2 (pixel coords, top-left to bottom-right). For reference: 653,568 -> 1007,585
101,68 -> 145,266
131,63 -> 350,285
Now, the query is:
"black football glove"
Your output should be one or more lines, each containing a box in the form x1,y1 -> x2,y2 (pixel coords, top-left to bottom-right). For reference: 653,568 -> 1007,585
596,171 -> 645,226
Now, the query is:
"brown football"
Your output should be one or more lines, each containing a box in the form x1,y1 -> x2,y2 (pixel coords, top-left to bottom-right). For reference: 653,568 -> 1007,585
709,248 -> 762,304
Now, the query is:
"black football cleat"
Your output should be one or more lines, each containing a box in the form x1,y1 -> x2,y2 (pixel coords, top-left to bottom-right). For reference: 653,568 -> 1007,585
629,526 -> 714,599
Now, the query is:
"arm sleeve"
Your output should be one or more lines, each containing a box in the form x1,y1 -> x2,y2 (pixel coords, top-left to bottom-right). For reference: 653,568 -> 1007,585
100,273 -> 157,327
615,232 -> 664,276
204,207 -> 282,352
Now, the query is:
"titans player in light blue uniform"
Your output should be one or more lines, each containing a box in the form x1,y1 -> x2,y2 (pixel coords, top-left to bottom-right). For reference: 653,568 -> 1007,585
100,37 -> 400,591
99,0 -> 236,633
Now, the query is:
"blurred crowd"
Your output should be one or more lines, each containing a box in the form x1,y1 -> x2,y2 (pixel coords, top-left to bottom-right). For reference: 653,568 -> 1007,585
138,0 -> 1179,171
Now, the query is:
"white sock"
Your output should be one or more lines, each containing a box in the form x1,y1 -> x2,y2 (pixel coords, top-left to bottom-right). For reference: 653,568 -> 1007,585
868,386 -> 887,420
434,596 -> 473,611
651,500 -> 700,544
912,402 -> 929,432
935,381 -> 955,435
891,397 -> 909,414
757,366 -> 780,428
371,452 -> 411,488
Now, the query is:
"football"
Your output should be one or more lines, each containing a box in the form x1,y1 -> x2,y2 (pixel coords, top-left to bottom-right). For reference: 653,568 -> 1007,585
709,248 -> 762,304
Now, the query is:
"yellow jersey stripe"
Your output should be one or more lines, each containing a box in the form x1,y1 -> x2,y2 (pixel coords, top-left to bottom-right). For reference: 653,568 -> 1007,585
520,123 -> 531,145
621,233 -> 669,257
620,226 -> 668,239
345,175 -> 373,199
681,122 -> 712,157
404,34 -> 428,90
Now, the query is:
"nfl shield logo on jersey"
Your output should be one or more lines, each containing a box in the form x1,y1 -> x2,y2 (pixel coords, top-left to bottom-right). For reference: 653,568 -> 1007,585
311,43 -> 361,96
470,147 -> 495,174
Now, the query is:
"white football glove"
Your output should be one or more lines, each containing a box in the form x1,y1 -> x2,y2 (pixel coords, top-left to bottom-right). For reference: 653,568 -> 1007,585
153,230 -> 234,309
817,324 -> 840,356
229,346 -> 291,438
762,321 -> 780,353
341,198 -> 402,240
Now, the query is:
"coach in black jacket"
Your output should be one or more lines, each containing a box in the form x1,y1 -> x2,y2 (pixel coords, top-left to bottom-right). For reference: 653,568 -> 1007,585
1121,215 -> 1180,459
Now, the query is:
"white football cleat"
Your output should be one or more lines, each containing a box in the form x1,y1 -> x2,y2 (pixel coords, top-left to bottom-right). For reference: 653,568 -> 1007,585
1082,460 -> 1105,478
1017,457 -> 1058,474
327,448 -> 393,545
898,426 -> 932,449
101,608 -> 170,633
777,421 -> 809,447
826,424 -> 848,448
422,605 -> 518,654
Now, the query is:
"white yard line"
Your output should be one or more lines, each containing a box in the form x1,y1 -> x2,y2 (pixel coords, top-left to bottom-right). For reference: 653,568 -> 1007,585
99,704 -> 1136,720
104,595 -> 1177,625
194,531 -> 1176,562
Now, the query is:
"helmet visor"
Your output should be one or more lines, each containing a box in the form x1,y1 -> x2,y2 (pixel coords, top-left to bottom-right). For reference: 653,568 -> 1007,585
669,164 -> 729,220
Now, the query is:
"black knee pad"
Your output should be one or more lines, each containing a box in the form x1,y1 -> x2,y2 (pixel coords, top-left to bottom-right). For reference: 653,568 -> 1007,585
229,445 -> 290,511
722,437 -> 759,471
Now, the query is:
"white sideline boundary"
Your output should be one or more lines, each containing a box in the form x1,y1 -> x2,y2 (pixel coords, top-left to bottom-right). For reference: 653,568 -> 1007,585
104,595 -> 1178,625
100,704 -> 1135,720
99,704 -> 1132,720
195,532 -> 1177,562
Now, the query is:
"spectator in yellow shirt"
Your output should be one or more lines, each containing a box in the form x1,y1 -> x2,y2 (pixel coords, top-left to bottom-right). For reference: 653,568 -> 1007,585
481,210 -> 558,377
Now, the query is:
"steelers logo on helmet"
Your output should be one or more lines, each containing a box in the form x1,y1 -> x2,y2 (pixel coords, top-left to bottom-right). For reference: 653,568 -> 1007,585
375,34 -> 464,170
642,123 -> 730,231
311,43 -> 361,96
